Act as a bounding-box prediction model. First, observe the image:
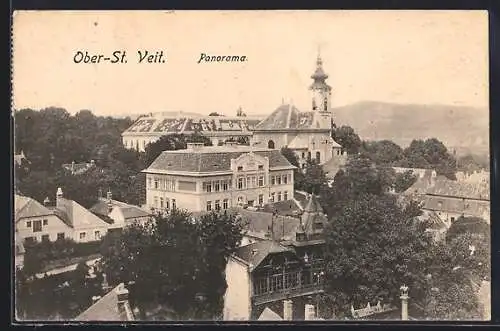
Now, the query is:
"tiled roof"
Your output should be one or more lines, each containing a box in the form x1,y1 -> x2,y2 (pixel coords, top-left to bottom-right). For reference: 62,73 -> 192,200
15,195 -> 54,222
255,104 -> 328,131
237,209 -> 300,241
144,147 -> 294,173
123,116 -> 261,134
90,199 -> 151,219
427,179 -> 489,200
233,240 -> 293,270
75,283 -> 135,321
52,197 -> 110,229
258,307 -> 283,320
422,196 -> 490,220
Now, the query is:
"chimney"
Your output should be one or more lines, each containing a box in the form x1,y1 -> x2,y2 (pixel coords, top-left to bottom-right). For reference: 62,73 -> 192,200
92,295 -> 101,304
400,285 -> 409,321
43,197 -> 50,207
283,299 -> 293,321
101,273 -> 111,292
71,161 -> 75,174
56,187 -> 63,207
116,284 -> 130,314
304,304 -> 315,320
106,190 -> 113,212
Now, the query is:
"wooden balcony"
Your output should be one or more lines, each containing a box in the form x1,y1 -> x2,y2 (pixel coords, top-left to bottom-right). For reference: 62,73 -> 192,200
252,283 -> 325,306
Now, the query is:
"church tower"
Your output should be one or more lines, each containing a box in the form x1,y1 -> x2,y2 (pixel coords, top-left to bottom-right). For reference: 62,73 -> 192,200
309,53 -> 333,130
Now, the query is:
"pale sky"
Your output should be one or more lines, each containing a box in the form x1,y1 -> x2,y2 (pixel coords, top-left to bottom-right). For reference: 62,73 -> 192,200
12,10 -> 488,117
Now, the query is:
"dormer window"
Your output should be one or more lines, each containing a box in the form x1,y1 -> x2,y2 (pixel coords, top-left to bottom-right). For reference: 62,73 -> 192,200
237,166 -> 243,171
258,165 -> 264,170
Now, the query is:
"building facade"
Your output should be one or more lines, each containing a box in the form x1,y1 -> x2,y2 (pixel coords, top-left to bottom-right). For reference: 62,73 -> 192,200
405,174 -> 490,228
122,114 -> 262,152
15,194 -> 74,244
223,195 -> 328,320
142,143 -> 296,213
90,190 -> 153,230
250,55 -> 346,169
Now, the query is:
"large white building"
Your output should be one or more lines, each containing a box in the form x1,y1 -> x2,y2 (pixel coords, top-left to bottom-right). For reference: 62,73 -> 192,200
251,55 -> 346,169
122,114 -> 261,152
142,143 -> 296,213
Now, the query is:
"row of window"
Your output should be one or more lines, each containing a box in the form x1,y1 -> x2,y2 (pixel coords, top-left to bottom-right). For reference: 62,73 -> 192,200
148,177 -> 176,192
26,219 -> 48,232
206,199 -> 230,211
203,179 -> 232,193
269,191 -> 288,202
237,165 -> 264,171
125,139 -> 147,150
270,174 -> 291,186
152,196 -> 177,210
253,269 -> 324,296
236,175 -> 265,190
23,230 -> 102,243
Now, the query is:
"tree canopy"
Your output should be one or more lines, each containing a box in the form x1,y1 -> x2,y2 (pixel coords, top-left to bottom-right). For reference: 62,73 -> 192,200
99,209 -> 243,320
319,155 -> 486,319
331,125 -> 362,155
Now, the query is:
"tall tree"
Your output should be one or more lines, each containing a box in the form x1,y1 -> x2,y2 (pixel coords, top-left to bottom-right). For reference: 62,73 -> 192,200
99,209 -> 243,320
361,140 -> 404,166
331,125 -> 362,155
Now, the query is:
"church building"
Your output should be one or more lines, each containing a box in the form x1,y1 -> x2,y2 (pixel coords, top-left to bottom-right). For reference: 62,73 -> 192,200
251,55 -> 346,169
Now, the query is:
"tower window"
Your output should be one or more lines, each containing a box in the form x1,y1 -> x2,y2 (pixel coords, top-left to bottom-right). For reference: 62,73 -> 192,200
324,97 -> 328,111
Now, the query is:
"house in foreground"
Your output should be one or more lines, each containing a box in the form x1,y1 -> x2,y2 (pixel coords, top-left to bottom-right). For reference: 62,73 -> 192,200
75,283 -> 135,321
223,194 -> 327,320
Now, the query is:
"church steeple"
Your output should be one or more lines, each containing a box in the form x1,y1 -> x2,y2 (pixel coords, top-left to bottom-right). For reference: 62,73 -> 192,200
309,52 -> 332,114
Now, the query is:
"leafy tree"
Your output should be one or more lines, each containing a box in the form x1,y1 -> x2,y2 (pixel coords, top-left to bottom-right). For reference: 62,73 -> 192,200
323,192 -> 431,317
361,140 -> 404,166
301,160 -> 328,194
99,209 -> 243,320
400,138 -> 457,180
331,125 -> 362,155
394,170 -> 418,193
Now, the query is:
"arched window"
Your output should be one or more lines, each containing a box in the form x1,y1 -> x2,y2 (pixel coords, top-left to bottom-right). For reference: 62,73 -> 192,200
268,140 -> 275,149
323,97 -> 328,111
316,151 -> 321,163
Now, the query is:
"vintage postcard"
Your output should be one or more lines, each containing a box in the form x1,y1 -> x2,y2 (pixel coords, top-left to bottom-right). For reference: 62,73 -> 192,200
12,10 -> 490,322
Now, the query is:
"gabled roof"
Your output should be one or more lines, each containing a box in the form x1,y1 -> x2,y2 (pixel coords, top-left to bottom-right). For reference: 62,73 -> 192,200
90,198 -> 151,219
237,208 -> 300,241
144,147 -> 294,174
75,283 -> 135,321
233,240 -> 294,271
422,195 -> 490,221
255,104 -> 328,131
51,197 -> 110,229
122,115 -> 261,135
15,195 -> 54,222
427,178 -> 489,201
258,307 -> 283,320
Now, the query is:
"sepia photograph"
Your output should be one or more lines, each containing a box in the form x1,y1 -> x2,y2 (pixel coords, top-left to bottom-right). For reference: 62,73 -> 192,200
11,10 -> 490,322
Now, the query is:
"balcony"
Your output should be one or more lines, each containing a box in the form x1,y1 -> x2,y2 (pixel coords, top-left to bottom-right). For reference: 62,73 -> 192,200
251,264 -> 325,306
252,283 -> 325,306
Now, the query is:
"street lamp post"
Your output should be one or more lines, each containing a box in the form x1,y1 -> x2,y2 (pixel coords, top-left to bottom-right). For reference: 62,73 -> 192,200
400,285 -> 409,321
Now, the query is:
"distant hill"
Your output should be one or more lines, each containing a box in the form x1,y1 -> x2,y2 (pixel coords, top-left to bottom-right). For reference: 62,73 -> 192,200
332,101 -> 489,157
